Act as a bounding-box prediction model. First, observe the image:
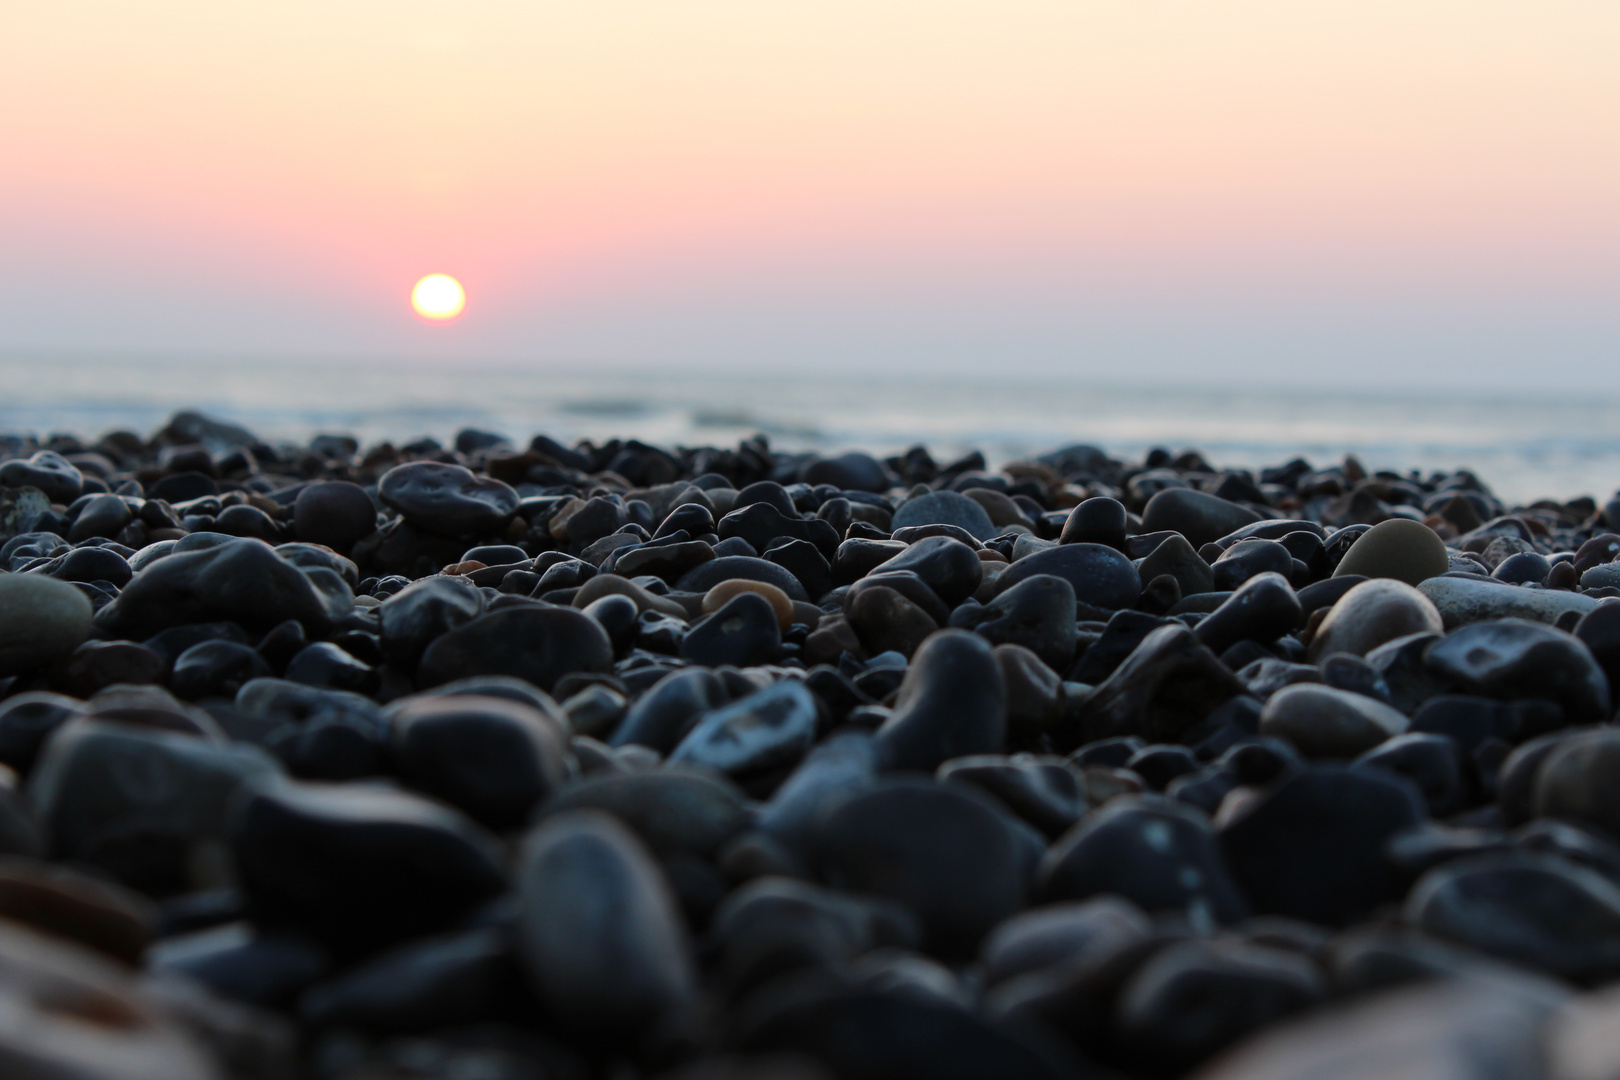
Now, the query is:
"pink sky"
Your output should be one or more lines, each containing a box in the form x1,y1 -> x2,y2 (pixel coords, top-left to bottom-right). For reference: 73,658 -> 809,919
2,0 -> 1616,384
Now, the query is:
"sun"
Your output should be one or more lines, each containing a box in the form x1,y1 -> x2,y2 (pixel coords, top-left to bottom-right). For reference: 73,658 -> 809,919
411,274 -> 465,321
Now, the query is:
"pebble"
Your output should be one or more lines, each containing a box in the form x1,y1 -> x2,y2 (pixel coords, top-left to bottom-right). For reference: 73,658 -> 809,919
1141,487 -> 1263,548
870,535 -> 984,606
668,678 -> 819,776
417,605 -> 614,693
391,693 -> 574,829
1258,683 -> 1409,758
1075,623 -> 1248,745
516,810 -> 696,1038
0,572 -> 93,675
1418,574 -> 1599,628
1425,617 -> 1610,726
680,591 -> 782,667
229,775 -> 506,954
1137,532 -> 1216,596
1331,518 -> 1450,585
377,461 -> 519,536
1038,796 -> 1248,927
293,480 -> 377,552
1059,496 -> 1128,549
891,490 -> 997,541
0,449 -> 85,502
1194,572 -> 1303,655
1307,577 -> 1443,660
938,754 -> 1087,837
1532,728 -> 1620,839
949,572 -> 1077,672
994,541 -> 1140,611
873,630 -> 1006,772
815,777 -> 1042,956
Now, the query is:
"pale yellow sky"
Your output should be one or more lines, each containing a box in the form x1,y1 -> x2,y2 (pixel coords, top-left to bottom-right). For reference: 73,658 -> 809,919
2,1 -> 1616,378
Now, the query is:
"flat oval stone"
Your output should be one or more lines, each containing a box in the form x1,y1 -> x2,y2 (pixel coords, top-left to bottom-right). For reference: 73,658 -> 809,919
1258,684 -> 1409,759
417,605 -> 614,693
1141,488 -> 1263,549
1332,518 -> 1450,585
996,542 -> 1140,611
1407,851 -> 1620,981
516,810 -> 697,1038
0,450 -> 84,502
891,491 -> 997,541
1307,578 -> 1443,661
0,573 -> 92,676
229,775 -> 506,954
1418,575 -> 1598,629
94,537 -> 346,640
669,678 -> 818,776
377,461 -> 519,537
874,630 -> 1006,772
676,555 -> 810,603
1425,617 -> 1610,726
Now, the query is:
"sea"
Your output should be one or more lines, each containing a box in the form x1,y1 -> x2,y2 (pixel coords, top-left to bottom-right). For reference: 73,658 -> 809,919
4,353 -> 1620,507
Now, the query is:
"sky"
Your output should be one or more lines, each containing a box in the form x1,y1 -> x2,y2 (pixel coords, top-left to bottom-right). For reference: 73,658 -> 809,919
2,1 -> 1616,386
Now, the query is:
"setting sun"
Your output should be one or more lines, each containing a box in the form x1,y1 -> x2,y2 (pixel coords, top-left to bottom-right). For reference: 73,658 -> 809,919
411,274 -> 465,321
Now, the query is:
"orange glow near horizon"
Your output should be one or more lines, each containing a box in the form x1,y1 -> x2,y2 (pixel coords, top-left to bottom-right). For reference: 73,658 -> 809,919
411,274 -> 466,322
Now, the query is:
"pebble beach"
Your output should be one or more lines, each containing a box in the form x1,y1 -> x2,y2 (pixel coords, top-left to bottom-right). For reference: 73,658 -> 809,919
5,408 -> 1620,1079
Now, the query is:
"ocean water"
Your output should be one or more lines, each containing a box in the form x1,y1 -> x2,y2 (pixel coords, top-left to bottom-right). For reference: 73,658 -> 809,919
4,353 -> 1620,507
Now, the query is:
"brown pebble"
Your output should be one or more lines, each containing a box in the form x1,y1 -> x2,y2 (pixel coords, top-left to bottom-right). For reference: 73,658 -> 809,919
701,580 -> 793,630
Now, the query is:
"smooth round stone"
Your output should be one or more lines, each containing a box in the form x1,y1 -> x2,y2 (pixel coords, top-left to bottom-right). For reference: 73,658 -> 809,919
798,451 -> 889,493
1060,497 -> 1127,549
951,573 -> 1076,673
67,493 -> 133,542
891,491 -> 997,542
1408,851 -> 1620,981
874,630 -> 1006,772
1114,938 -> 1325,1074
1038,796 -> 1248,926
1331,518 -> 1450,585
0,573 -> 92,676
418,606 -> 614,694
572,573 -> 688,618
377,461 -> 519,537
516,810 -> 697,1037
28,720 -> 280,893
1141,488 -> 1263,549
1354,733 -> 1468,816
1211,538 -> 1294,591
1217,764 -> 1424,927
53,546 -> 133,588
294,481 -> 377,553
392,694 -> 573,830
284,642 -> 377,695
51,640 -> 166,698
1194,572 -> 1303,655
1258,684 -> 1409,759
230,775 -> 505,954
814,777 -> 1042,956
939,754 -> 1087,838
676,555 -> 811,603
1418,575 -> 1598,629
1137,532 -> 1215,597
1533,729 -> 1620,840
539,770 -> 751,857
1307,578 -> 1443,661
870,535 -> 984,606
669,678 -> 818,777
702,579 -> 793,630
1581,564 -> 1620,590
583,593 -> 639,654
0,450 -> 84,502
95,537 -> 347,640
1493,550 -> 1552,585
995,542 -> 1140,611
1426,617 -> 1610,726
0,858 -> 152,964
